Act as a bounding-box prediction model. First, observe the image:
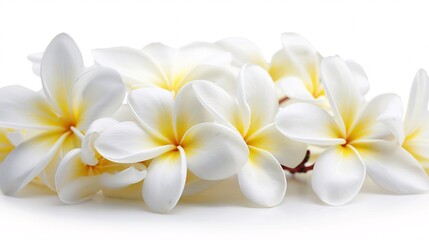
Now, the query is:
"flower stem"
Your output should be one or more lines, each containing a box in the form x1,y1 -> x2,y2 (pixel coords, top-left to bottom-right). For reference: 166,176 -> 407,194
279,96 -> 289,104
282,150 -> 314,174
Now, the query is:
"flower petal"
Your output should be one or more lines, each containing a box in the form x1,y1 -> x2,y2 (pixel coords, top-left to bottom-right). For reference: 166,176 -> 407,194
28,52 -> 43,77
404,69 -> 429,135
143,147 -> 187,213
81,118 -> 119,165
321,56 -> 364,133
93,47 -> 168,89
0,130 -> 14,163
72,67 -> 126,131
55,149 -> 100,204
191,80 -> 240,132
99,163 -> 147,189
354,140 -> 429,194
238,64 -> 278,133
351,93 -> 404,143
216,37 -> 269,68
128,87 -> 174,142
180,65 -> 237,96
0,132 -> 68,195
173,82 -> 214,140
247,124 -> 307,168
403,139 -> 429,167
0,86 -> 59,130
237,147 -> 286,207
177,42 -> 232,70
272,33 -> 320,89
181,123 -> 248,180
41,33 -> 83,115
275,102 -> 345,146
95,121 -> 175,163
345,60 -> 369,95
311,146 -> 366,205
275,76 -> 315,102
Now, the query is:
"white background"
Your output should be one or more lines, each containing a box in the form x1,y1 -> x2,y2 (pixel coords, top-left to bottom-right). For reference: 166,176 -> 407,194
0,0 -> 428,239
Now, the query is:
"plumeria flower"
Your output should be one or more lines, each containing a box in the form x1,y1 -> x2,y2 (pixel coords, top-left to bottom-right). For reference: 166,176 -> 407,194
402,69 -> 429,173
92,42 -> 235,95
217,33 -> 369,103
0,33 -> 126,195
275,56 -> 429,205
55,118 -> 147,204
191,64 -> 308,207
94,83 -> 249,213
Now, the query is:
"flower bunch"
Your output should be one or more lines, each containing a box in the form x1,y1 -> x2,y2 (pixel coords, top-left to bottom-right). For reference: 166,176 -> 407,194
0,33 -> 428,213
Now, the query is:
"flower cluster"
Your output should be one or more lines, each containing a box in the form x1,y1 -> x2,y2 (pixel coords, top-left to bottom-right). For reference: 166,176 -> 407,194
1,33 -> 428,213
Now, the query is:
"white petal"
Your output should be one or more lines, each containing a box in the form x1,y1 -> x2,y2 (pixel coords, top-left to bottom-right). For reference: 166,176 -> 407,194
181,123 -> 248,180
0,130 -> 14,163
99,163 -> 147,189
275,103 -> 345,146
354,140 -> 429,194
238,64 -> 278,133
237,147 -> 286,207
128,87 -> 174,142
173,82 -> 214,140
143,147 -> 187,213
216,37 -> 269,68
247,124 -> 308,168
0,132 -> 68,195
95,121 -> 175,163
270,33 -> 320,90
142,42 -> 175,75
346,60 -> 370,95
55,149 -> 100,204
112,104 -> 137,122
403,139 -> 429,165
180,65 -> 237,96
191,80 -> 240,132
28,52 -> 43,77
177,42 -> 232,70
72,67 -> 126,131
321,56 -> 364,132
275,76 -> 315,102
41,33 -> 84,115
405,69 -> 429,134
311,145 -> 366,205
81,118 -> 119,165
0,86 -> 59,130
352,93 -> 404,143
39,134 -> 79,191
93,47 -> 168,89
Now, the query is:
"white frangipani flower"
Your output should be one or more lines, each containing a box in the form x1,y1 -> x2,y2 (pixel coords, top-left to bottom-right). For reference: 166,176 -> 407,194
191,64 -> 308,207
92,42 -> 235,94
402,69 -> 429,173
94,83 -> 249,213
275,56 -> 429,205
217,33 -> 369,102
0,33 -> 126,195
56,118 -> 147,204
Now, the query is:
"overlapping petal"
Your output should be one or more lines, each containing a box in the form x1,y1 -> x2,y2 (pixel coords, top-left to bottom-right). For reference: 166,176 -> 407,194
311,145 -> 366,205
95,121 -> 175,163
142,147 -> 187,213
354,140 -> 429,194
0,132 -> 69,195
181,123 -> 248,180
276,102 -> 345,146
41,33 -> 84,115
72,67 -> 126,130
237,147 -> 286,207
